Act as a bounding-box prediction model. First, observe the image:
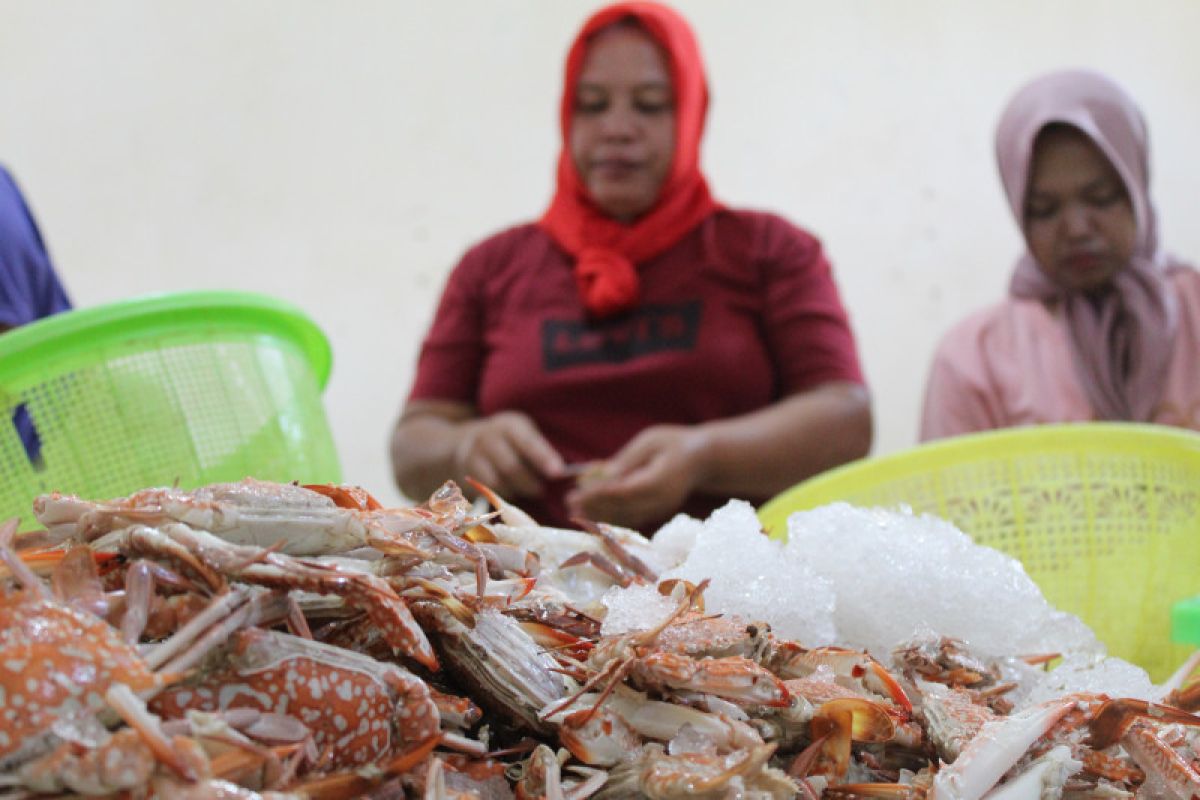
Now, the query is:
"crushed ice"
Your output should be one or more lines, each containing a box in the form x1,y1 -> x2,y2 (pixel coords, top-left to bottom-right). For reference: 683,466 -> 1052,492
1020,653 -> 1154,706
662,500 -> 838,645
600,582 -> 680,636
782,503 -> 1103,661
600,498 -> 1154,699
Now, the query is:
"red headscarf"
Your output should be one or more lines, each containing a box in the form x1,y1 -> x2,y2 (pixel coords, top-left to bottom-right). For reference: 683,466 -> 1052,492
539,1 -> 720,319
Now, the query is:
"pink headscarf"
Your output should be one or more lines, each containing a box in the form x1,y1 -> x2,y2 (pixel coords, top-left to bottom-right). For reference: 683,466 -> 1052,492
995,69 -> 1183,421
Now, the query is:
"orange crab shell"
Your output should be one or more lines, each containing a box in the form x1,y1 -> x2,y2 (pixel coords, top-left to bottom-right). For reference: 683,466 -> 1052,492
636,651 -> 792,708
149,628 -> 440,770
0,591 -> 176,761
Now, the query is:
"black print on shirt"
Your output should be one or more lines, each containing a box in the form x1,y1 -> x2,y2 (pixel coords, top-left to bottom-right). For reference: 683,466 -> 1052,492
542,301 -> 702,371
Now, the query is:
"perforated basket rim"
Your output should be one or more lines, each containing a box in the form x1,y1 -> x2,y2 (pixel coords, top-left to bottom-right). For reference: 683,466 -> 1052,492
0,290 -> 332,390
759,422 -> 1200,536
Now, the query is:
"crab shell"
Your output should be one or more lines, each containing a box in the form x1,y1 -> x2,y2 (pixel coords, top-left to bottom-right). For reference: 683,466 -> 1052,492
412,601 -> 569,737
597,742 -> 788,800
0,590 -> 175,767
149,627 -> 439,770
631,651 -> 792,708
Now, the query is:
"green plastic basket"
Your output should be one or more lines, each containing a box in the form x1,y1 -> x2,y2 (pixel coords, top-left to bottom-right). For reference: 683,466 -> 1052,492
759,423 -> 1200,682
0,291 -> 341,524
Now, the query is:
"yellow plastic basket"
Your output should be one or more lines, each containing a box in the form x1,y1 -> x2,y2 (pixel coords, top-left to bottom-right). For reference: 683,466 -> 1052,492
759,423 -> 1200,681
0,291 -> 342,525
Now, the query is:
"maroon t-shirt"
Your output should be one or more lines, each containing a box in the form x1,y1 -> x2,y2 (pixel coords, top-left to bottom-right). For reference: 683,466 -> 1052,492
409,209 -> 865,529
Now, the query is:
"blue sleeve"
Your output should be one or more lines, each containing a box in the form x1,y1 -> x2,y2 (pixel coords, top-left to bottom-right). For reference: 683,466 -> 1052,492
0,165 -> 71,328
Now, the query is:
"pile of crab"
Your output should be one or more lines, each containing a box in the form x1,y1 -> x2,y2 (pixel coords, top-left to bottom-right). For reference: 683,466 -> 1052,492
2,477 -> 1200,799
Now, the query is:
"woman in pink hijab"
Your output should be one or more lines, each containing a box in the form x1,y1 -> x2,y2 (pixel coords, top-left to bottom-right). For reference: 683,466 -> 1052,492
920,69 -> 1200,440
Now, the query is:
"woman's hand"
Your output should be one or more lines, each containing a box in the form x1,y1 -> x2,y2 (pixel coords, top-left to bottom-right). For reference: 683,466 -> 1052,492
452,411 -> 565,499
392,401 -> 565,502
565,424 -> 708,529
562,383 -> 871,531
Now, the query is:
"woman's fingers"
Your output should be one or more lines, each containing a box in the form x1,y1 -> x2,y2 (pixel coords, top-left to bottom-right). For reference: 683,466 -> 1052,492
481,434 -> 544,497
504,413 -> 566,479
589,429 -> 665,487
565,424 -> 710,529
567,447 -> 684,528
456,412 -> 564,498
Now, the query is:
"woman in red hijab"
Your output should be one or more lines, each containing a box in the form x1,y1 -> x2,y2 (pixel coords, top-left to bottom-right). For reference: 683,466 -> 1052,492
392,2 -> 870,532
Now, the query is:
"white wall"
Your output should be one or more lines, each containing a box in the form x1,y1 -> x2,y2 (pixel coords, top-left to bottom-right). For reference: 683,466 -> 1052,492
4,1 -> 1200,506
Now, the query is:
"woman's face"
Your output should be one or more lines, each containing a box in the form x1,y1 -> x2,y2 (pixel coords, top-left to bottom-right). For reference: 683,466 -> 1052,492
569,25 -> 676,222
1024,125 -> 1137,292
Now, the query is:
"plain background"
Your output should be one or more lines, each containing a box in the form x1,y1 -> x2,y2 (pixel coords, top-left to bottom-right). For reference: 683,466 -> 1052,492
5,1 -> 1200,505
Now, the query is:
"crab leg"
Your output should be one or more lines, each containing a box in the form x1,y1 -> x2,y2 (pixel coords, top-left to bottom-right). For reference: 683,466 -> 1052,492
1121,722 -> 1200,799
285,593 -> 315,639
929,699 -> 1073,800
144,587 -> 258,670
640,742 -> 778,796
156,589 -> 289,676
121,559 -> 159,644
564,767 -> 608,800
575,518 -> 658,582
983,744 -> 1080,800
101,523 -> 440,671
475,542 -> 539,577
106,683 -> 199,782
0,517 -> 48,597
467,477 -> 538,528
281,733 -> 440,799
368,511 -> 490,596
1160,649 -> 1200,707
424,756 -> 448,799
1087,698 -> 1200,749
560,550 -> 635,586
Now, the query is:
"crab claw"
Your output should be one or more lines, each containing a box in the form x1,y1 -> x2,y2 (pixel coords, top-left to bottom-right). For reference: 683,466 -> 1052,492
866,660 -> 913,714
559,706 -> 641,767
930,699 -> 1073,800
809,697 -> 896,780
466,477 -> 538,528
302,483 -> 383,511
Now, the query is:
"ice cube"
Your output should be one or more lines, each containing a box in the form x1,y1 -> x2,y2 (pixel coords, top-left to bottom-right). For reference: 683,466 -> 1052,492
648,512 -> 704,569
600,583 -> 679,635
1019,653 -> 1154,708
664,500 -> 838,645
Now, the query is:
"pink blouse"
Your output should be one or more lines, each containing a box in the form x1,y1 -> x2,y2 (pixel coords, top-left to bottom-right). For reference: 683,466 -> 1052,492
920,269 -> 1200,441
